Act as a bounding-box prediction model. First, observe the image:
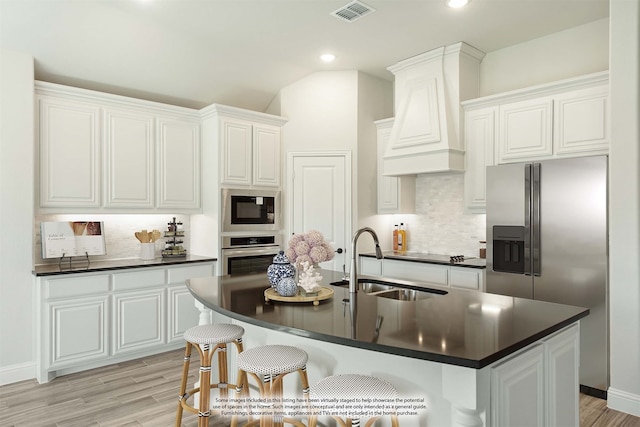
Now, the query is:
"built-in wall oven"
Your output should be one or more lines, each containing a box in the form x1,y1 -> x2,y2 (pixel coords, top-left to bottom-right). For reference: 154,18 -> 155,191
221,235 -> 282,276
222,188 -> 281,233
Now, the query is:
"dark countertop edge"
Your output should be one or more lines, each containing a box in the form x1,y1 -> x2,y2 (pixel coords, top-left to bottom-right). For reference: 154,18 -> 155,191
360,252 -> 487,269
186,279 -> 587,370
33,255 -> 217,277
476,310 -> 589,368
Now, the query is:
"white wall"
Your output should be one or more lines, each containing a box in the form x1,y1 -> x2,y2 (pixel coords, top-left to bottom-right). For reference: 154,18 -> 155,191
480,18 -> 609,96
608,0 -> 640,416
279,71 -> 359,153
0,49 -> 35,384
356,72 -> 394,252
277,70 -> 393,255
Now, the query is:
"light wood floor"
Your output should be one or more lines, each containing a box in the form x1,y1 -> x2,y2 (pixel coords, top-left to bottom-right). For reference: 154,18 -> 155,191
1,349 -> 639,427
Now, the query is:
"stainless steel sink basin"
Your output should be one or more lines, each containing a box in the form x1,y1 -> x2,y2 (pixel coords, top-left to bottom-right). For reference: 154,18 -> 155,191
365,286 -> 432,301
331,278 -> 447,300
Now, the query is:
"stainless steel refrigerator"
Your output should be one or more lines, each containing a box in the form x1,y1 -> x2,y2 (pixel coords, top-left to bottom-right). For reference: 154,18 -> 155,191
486,155 -> 608,396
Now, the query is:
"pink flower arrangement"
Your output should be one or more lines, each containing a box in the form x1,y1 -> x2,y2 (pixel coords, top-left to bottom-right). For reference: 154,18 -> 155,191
286,230 -> 335,267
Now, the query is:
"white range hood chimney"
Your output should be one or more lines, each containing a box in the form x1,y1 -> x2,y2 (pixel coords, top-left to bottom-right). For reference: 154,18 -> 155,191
383,42 -> 485,175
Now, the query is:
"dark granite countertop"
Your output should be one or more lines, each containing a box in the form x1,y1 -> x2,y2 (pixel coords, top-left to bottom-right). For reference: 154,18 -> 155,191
361,251 -> 487,269
33,254 -> 217,276
186,269 -> 587,369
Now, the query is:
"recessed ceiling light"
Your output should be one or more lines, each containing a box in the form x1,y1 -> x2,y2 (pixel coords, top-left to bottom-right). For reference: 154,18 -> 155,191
446,0 -> 469,8
320,54 -> 336,63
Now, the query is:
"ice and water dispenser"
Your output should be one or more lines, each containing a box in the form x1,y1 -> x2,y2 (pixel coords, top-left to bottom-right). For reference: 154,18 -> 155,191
492,226 -> 525,274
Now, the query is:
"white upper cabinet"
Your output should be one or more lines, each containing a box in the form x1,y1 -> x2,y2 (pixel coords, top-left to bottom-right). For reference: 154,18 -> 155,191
156,116 -> 201,209
554,85 -> 609,156
36,82 -> 201,212
498,97 -> 554,162
104,107 -> 154,208
38,95 -> 101,208
375,118 -> 415,214
220,117 -> 282,188
463,106 -> 496,213
208,105 -> 286,188
462,71 -> 609,213
493,72 -> 609,164
220,118 -> 253,186
252,123 -> 281,187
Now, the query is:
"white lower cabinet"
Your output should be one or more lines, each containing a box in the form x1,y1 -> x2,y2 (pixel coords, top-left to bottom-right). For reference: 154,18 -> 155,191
36,262 -> 214,383
360,257 -> 383,276
47,295 -> 109,369
168,285 -> 201,344
113,289 -> 165,355
361,257 -> 485,291
492,344 -> 545,427
383,259 -> 449,286
450,266 -> 484,291
491,323 -> 579,427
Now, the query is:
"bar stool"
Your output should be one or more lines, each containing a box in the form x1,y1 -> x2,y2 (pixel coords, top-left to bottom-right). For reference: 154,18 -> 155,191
308,374 -> 400,427
176,323 -> 246,427
232,344 -> 310,427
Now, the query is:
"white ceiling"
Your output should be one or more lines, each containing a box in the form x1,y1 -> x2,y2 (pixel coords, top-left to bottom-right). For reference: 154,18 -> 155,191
0,0 -> 609,112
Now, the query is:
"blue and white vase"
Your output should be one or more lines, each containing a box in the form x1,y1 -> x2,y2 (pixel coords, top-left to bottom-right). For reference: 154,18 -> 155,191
276,277 -> 298,297
267,251 -> 296,288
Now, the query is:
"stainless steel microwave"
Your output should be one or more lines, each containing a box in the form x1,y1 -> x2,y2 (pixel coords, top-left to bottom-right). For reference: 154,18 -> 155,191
222,188 -> 281,232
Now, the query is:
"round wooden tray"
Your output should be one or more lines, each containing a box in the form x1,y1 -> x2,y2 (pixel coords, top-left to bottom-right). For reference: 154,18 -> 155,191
264,286 -> 334,306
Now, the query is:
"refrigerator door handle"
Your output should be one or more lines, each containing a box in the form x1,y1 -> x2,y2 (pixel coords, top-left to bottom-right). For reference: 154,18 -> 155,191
532,163 -> 541,276
524,164 -> 532,276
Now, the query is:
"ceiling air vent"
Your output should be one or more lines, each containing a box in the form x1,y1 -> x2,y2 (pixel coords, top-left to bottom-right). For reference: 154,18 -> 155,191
331,1 -> 376,23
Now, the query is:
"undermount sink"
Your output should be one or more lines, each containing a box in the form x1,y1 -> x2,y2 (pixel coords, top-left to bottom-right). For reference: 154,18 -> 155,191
332,278 -> 447,301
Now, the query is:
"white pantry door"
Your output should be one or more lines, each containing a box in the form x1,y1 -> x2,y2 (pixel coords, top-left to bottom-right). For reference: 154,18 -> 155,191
288,152 -> 351,273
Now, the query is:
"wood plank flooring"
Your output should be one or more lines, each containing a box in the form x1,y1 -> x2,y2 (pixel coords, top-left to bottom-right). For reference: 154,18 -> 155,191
1,349 -> 639,426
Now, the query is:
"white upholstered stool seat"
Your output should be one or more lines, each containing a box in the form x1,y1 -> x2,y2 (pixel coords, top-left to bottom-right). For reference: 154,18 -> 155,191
237,344 -> 308,375
232,345 -> 310,427
184,323 -> 245,345
308,374 -> 400,427
176,324 -> 246,427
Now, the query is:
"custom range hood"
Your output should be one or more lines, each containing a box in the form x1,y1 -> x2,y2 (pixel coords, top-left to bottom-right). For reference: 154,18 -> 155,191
383,42 -> 485,176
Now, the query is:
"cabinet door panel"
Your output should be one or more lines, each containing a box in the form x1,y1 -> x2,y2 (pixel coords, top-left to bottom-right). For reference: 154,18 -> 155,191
157,117 -> 200,209
464,107 -> 496,213
48,296 -> 108,367
113,290 -> 165,354
46,274 -> 110,299
168,285 -> 200,343
112,268 -> 165,291
360,257 -> 382,276
545,324 -> 579,427
555,86 -> 609,156
491,344 -> 545,427
39,96 -> 101,207
498,98 -> 553,162
167,263 -> 214,284
253,124 -> 280,187
221,118 -> 253,186
104,108 -> 154,207
450,267 -> 481,291
383,259 -> 448,286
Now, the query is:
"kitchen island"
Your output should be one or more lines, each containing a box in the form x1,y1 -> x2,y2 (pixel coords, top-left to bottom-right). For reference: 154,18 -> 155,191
187,270 -> 588,427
